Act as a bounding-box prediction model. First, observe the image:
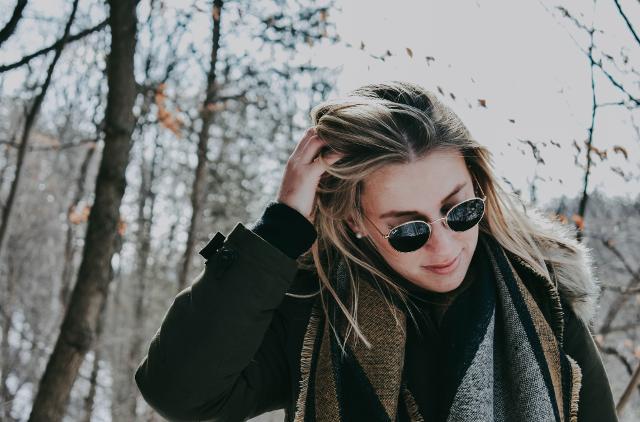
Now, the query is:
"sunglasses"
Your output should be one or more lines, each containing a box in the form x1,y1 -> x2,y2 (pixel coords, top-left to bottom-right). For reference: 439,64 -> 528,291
361,174 -> 486,253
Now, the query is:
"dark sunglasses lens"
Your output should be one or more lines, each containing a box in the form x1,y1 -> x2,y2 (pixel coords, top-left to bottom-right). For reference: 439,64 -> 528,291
388,222 -> 430,252
447,198 -> 485,231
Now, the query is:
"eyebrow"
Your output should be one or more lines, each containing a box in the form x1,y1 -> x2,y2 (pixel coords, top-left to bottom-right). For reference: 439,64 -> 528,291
378,181 -> 468,219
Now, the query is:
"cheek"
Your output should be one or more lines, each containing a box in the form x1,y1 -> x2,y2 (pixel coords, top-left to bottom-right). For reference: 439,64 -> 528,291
459,227 -> 480,262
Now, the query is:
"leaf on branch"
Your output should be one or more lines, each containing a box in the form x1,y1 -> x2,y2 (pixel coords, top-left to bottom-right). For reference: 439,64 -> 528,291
206,102 -> 226,112
572,139 -> 581,153
478,98 -> 487,108
610,166 -> 627,180
155,83 -> 183,137
571,214 -> 584,231
550,212 -> 568,224
612,145 -> 628,160
406,47 -> 413,58
117,218 -> 127,236
589,144 -> 607,160
68,205 -> 90,225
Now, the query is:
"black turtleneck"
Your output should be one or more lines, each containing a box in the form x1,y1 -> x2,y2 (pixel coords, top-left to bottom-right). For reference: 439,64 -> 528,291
247,201 -> 318,260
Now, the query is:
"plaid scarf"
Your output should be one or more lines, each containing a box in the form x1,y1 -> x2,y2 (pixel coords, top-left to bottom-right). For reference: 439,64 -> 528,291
292,233 -> 582,422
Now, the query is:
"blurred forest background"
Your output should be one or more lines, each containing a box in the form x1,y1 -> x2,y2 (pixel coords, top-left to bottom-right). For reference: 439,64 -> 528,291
0,0 -> 639,421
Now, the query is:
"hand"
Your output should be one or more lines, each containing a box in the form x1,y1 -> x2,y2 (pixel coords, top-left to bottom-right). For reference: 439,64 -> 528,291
276,127 -> 344,224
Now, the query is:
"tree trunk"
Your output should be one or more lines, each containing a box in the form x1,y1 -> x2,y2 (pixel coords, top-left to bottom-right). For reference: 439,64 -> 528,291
60,144 -> 97,310
27,0 -> 137,420
177,0 -> 224,291
124,135 -> 160,420
81,291 -> 109,422
0,260 -> 18,421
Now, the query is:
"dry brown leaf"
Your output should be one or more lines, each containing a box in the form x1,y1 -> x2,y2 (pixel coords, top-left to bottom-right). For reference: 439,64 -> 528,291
69,205 -> 90,225
571,214 -> 584,231
550,213 -> 568,224
589,145 -> 607,160
117,218 -> 127,236
155,83 -> 182,137
613,145 -> 628,160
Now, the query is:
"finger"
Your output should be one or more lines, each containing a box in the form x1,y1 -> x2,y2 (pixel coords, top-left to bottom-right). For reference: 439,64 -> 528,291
323,151 -> 344,166
312,150 -> 344,170
300,135 -> 330,163
291,127 -> 318,156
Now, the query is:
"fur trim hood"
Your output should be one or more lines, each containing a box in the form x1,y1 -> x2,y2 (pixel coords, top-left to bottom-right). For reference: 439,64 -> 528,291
542,235 -> 602,330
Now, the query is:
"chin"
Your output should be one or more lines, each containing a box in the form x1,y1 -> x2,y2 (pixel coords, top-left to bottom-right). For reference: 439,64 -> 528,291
416,276 -> 462,293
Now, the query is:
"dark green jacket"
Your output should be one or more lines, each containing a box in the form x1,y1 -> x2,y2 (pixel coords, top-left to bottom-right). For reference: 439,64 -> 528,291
134,221 -> 619,421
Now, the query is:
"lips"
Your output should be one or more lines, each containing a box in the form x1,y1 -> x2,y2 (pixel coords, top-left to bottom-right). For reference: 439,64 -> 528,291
425,254 -> 459,269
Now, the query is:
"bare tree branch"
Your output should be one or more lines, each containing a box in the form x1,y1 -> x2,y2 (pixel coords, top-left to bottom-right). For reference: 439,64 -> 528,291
612,0 -> 640,47
551,5 -> 640,106
599,346 -> 634,374
0,0 -> 28,47
0,0 -> 80,256
0,137 -> 96,151
0,18 -> 108,74
617,362 -> 640,416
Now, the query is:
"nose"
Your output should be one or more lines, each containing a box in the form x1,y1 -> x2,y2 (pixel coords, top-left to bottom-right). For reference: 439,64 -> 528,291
423,218 -> 455,252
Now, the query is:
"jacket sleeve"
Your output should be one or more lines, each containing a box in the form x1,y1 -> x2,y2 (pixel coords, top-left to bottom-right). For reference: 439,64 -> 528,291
134,203 -> 316,421
562,302 -> 619,422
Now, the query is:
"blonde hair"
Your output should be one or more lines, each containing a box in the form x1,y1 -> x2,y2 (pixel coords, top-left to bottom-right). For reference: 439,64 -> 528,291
296,80 -> 587,352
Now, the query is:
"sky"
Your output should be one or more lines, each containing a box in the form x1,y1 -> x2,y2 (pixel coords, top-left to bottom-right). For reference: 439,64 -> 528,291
322,0 -> 640,208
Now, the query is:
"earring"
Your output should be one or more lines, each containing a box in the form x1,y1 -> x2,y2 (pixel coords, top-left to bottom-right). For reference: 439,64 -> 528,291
355,232 -> 363,238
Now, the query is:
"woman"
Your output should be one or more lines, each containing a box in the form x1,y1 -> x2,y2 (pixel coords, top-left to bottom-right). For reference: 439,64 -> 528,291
135,81 -> 618,421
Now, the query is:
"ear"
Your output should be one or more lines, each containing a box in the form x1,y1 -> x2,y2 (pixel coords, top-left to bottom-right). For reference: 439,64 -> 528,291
346,215 -> 365,236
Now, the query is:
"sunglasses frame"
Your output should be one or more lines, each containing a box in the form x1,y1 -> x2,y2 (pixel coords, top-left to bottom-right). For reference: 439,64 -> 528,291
361,172 -> 487,252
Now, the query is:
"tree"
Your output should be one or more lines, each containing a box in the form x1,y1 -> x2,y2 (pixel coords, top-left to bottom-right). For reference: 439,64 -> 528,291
27,0 -> 138,419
